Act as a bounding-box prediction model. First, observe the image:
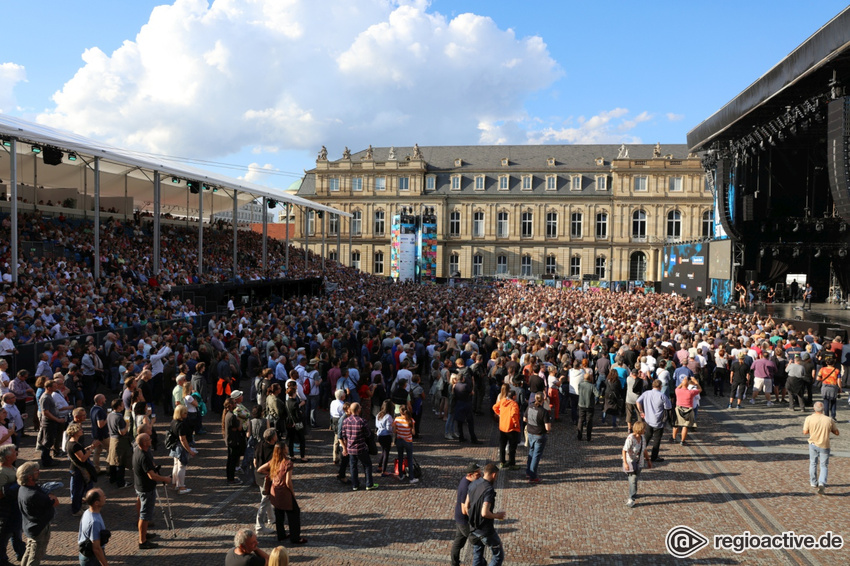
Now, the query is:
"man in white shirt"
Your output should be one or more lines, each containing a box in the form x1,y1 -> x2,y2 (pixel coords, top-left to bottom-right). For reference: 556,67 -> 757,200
0,360 -> 10,396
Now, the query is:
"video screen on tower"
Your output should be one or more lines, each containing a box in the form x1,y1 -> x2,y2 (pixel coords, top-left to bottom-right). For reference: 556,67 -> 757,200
662,242 -> 709,301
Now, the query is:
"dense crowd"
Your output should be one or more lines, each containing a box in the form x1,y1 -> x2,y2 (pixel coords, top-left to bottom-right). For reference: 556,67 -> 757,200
0,208 -> 847,565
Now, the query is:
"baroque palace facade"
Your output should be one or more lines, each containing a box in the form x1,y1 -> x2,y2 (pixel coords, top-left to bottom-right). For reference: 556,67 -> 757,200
293,143 -> 711,282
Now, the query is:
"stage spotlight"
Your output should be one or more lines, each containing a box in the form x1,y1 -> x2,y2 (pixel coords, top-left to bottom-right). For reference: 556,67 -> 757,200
816,221 -> 824,231
792,221 -> 800,232
790,124 -> 797,136
67,153 -> 77,161
792,248 -> 800,258
1,139 -> 10,147
760,248 -> 765,258
171,177 -> 180,184
768,136 -> 776,146
814,248 -> 822,258
840,248 -> 848,258
267,199 -> 277,208
31,146 -> 41,154
771,247 -> 779,257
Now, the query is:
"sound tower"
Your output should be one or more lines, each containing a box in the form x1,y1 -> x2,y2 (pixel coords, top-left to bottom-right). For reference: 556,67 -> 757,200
827,96 -> 850,222
714,157 -> 742,239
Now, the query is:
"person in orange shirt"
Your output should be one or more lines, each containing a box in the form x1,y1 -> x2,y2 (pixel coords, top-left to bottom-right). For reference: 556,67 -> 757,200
492,385 -> 521,470
816,355 -> 842,420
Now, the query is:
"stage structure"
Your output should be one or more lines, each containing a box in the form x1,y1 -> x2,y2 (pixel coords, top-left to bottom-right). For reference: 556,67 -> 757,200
688,7 -> 850,303
661,241 -> 709,302
390,207 -> 437,282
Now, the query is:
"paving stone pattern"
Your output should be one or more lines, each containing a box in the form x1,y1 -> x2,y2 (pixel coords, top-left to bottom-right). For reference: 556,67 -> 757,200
10,390 -> 850,565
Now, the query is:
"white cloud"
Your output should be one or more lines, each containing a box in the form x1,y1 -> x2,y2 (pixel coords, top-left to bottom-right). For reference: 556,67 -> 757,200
240,162 -> 276,184
37,0 -> 560,159
0,63 -> 27,113
666,112 -> 684,121
524,108 -> 647,145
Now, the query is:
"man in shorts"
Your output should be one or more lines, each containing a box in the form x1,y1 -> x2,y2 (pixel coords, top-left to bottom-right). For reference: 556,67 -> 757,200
750,350 -> 776,406
132,433 -> 172,549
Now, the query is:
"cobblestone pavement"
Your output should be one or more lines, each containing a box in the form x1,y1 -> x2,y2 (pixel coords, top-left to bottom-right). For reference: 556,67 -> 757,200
11,386 -> 850,565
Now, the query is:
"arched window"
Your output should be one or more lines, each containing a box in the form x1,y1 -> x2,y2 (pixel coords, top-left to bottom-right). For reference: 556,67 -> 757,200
374,210 -> 385,236
629,251 -> 647,281
632,210 -> 646,239
595,256 -> 606,279
351,251 -> 361,270
666,210 -> 681,241
702,210 -> 714,238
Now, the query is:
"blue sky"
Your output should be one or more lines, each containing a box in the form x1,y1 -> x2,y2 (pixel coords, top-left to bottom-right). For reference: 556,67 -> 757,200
1,0 -> 848,191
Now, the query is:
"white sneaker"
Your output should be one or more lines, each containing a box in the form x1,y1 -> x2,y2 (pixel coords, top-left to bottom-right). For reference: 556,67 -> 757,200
256,525 -> 274,534
409,478 -> 419,484
749,399 -> 755,404
766,401 -> 774,407
626,498 -> 635,507
178,488 -> 192,495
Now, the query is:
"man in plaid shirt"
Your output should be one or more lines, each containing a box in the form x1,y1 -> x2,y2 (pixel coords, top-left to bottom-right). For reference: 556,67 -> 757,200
339,403 -> 378,491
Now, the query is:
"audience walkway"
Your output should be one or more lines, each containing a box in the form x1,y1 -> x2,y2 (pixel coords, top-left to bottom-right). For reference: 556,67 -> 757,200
15,388 -> 850,565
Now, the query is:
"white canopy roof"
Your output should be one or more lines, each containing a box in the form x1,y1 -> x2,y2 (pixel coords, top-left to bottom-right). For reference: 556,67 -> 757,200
0,113 -> 348,218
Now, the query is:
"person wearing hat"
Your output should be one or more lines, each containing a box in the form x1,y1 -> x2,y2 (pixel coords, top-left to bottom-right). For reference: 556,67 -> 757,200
727,350 -> 750,410
450,463 -> 482,566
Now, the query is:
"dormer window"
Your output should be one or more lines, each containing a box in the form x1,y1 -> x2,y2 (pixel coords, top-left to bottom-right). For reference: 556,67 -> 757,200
501,158 -> 509,167
455,158 -> 463,167
547,157 -> 555,167
595,157 -> 604,166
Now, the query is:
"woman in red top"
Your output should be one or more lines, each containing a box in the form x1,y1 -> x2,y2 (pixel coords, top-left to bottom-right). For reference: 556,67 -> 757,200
672,377 -> 702,446
492,385 -> 521,469
258,443 -> 307,545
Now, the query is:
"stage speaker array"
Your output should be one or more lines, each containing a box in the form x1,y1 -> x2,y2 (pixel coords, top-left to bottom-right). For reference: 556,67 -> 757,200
827,96 -> 850,223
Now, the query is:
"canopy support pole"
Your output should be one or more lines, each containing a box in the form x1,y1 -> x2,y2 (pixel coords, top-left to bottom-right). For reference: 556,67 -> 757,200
348,217 -> 353,268
153,171 -> 161,276
336,213 -> 341,264
93,157 -> 101,281
198,187 -> 204,276
304,207 -> 309,266
10,139 -> 18,283
285,204 -> 290,274
321,213 -> 326,272
232,190 -> 238,278
262,198 -> 268,276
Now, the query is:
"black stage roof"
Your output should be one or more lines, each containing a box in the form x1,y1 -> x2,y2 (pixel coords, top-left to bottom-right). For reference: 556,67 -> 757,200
687,7 -> 850,152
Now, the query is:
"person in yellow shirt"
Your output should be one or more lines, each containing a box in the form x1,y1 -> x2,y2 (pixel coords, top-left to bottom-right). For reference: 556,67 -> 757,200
803,401 -> 839,495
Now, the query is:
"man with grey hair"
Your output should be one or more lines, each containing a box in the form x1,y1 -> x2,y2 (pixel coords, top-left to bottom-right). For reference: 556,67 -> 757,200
803,401 -> 839,495
225,528 -> 269,566
18,461 -> 58,565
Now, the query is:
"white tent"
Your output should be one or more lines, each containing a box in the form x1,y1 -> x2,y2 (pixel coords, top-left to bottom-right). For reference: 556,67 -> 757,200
0,113 -> 347,281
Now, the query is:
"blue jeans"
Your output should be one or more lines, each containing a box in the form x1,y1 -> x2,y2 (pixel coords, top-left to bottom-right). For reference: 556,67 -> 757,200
0,521 -> 24,565
444,413 -> 456,436
822,397 -> 837,419
70,469 -> 92,515
809,444 -> 830,487
80,554 -> 99,566
349,451 -> 374,489
471,528 -> 504,566
526,433 -> 546,480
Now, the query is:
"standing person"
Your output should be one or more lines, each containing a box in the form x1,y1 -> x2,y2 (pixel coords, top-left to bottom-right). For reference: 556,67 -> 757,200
225,528 -> 270,566
329,390 -> 346,465
77,488 -> 108,566
284,383 -> 307,463
339,402 -> 378,491
622,421 -> 652,507
450,463 -> 481,566
576,372 -> 599,442
0,445 -> 24,566
89,395 -> 109,476
223,399 -> 246,486
105,399 -> 132,488
375,400 -> 394,476
672,377 -> 702,446
66,423 -> 95,516
727,351 -> 750,409
816,356 -> 842,420
17,461 -> 58,565
524,392 -> 551,484
257,443 -> 307,545
452,370 -> 480,445
802,283 -> 813,310
636,380 -> 672,463
465,463 -> 506,566
36,380 -> 63,467
804,401 -> 840,495
392,405 -> 418,484
492,386 -> 520,469
168,405 -> 197,495
749,350 -> 776,406
253,429 -> 278,535
132,432 -> 172,550
786,354 -> 807,412
190,362 -> 209,434
601,370 -> 623,427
